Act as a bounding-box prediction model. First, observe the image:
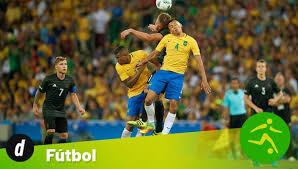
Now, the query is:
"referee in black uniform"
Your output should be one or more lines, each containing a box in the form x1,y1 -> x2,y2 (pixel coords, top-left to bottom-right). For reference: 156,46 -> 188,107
33,56 -> 85,144
244,59 -> 283,115
120,13 -> 172,134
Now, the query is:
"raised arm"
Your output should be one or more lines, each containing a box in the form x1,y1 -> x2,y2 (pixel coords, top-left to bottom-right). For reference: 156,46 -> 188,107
136,34 -> 167,68
135,50 -> 160,68
120,28 -> 163,42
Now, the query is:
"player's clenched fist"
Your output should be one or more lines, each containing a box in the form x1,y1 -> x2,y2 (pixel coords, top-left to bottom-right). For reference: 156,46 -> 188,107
148,24 -> 158,32
120,29 -> 132,39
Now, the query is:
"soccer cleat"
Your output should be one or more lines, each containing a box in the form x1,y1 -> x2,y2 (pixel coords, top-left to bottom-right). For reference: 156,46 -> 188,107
127,119 -> 146,129
140,123 -> 155,134
152,130 -> 162,136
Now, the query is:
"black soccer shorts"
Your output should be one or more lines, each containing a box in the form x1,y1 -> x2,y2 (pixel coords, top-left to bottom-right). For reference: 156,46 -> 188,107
229,114 -> 247,129
44,116 -> 68,133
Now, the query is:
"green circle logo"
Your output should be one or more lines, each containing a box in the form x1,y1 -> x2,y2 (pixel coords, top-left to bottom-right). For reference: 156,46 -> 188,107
240,112 -> 290,163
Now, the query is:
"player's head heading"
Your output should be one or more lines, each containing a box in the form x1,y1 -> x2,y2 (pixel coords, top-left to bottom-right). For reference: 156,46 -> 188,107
114,46 -> 130,65
231,77 -> 239,92
256,59 -> 267,76
55,56 -> 67,74
168,19 -> 183,35
155,13 -> 172,30
274,72 -> 285,87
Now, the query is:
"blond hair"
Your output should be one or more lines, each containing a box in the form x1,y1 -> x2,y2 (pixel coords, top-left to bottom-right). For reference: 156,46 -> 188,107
55,56 -> 67,65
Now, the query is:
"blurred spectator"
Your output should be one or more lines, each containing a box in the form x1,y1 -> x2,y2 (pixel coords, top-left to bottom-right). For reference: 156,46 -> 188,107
72,113 -> 94,141
85,97 -> 103,119
92,4 -> 111,48
0,0 -> 296,126
200,116 -> 217,131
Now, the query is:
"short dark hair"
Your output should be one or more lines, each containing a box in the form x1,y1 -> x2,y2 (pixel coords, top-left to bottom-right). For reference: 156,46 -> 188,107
257,59 -> 266,64
157,13 -> 172,27
231,76 -> 239,82
114,46 -> 127,55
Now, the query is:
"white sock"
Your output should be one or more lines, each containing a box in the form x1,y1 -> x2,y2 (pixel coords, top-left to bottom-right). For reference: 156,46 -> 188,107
136,129 -> 144,137
162,112 -> 176,135
121,128 -> 132,138
145,103 -> 155,123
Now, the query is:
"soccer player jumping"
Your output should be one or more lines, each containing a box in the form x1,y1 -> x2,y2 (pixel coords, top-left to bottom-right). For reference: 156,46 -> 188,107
121,13 -> 172,135
133,19 -> 211,134
114,46 -> 153,138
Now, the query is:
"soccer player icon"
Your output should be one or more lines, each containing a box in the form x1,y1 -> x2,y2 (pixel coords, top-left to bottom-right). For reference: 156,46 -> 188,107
248,118 -> 282,154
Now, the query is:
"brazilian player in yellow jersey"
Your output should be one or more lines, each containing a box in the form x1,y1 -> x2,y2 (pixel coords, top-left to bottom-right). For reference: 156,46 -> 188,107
134,20 -> 211,134
121,13 -> 172,135
114,46 -> 151,138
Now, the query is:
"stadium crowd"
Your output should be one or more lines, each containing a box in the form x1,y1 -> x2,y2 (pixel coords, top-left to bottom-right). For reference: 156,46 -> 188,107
0,0 -> 297,133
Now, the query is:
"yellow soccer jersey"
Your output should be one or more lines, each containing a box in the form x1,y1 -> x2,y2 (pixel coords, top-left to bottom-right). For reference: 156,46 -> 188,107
115,50 -> 150,98
156,34 -> 201,74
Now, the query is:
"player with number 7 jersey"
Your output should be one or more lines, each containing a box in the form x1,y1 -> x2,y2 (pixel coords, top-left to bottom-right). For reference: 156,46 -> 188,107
33,56 -> 85,145
39,72 -> 75,117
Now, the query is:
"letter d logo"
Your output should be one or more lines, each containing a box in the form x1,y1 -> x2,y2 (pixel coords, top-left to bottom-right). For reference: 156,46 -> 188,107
6,134 -> 34,162
15,139 -> 26,156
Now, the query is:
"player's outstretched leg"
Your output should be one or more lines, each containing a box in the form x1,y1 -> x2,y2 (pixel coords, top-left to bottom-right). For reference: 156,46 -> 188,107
129,90 -> 158,134
122,116 -> 137,138
162,99 -> 178,135
44,129 -> 55,144
127,118 -> 146,128
140,90 -> 158,134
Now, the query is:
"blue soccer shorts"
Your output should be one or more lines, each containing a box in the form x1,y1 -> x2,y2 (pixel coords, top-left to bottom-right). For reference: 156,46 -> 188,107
148,70 -> 184,101
127,92 -> 145,117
